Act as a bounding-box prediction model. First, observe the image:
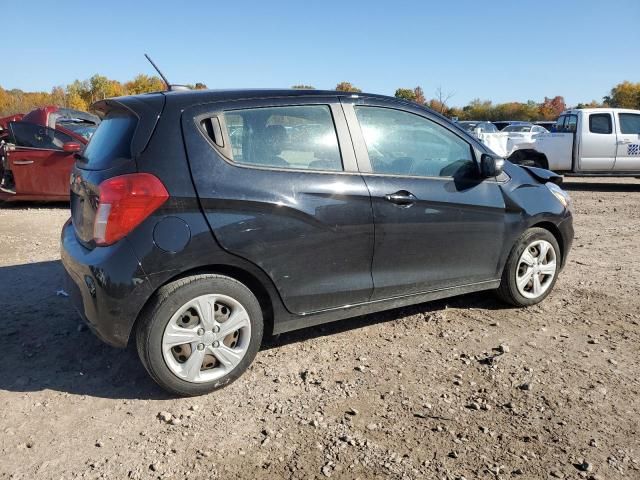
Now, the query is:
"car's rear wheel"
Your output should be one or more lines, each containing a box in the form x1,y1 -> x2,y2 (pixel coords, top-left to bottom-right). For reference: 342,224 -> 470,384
136,274 -> 263,396
497,228 -> 561,307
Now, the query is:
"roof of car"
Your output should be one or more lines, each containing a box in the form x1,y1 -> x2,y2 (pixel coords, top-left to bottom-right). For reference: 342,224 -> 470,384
160,88 -> 393,104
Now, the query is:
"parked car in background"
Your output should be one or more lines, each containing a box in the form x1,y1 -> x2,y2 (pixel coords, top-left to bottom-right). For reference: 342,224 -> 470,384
534,120 -> 557,132
502,123 -> 549,134
0,113 -> 24,141
0,106 -> 99,201
508,108 -> 640,174
61,88 -> 573,396
455,120 -> 498,136
492,120 -> 529,131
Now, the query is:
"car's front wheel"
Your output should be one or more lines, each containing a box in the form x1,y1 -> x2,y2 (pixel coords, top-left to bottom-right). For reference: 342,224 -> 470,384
136,274 -> 263,396
497,227 -> 561,307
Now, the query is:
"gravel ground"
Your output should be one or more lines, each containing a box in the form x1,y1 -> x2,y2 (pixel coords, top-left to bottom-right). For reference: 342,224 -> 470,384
0,177 -> 639,480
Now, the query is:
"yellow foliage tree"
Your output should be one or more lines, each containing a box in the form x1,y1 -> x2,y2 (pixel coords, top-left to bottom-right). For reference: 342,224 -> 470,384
67,91 -> 88,111
604,81 -> 640,109
125,74 -> 166,95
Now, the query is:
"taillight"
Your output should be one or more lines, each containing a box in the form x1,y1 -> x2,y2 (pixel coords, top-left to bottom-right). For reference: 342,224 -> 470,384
93,173 -> 169,246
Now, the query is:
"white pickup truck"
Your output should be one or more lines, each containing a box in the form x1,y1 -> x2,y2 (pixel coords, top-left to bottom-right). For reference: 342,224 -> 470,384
481,108 -> 640,175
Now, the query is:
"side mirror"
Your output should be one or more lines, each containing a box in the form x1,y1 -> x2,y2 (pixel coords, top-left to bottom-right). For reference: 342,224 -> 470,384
480,153 -> 504,177
63,142 -> 81,153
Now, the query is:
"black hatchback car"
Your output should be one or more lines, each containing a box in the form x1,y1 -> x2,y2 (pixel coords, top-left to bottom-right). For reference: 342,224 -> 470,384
61,89 -> 573,396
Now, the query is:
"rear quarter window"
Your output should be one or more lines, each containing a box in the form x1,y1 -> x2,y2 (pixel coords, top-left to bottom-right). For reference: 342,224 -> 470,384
79,112 -> 137,170
220,105 -> 343,172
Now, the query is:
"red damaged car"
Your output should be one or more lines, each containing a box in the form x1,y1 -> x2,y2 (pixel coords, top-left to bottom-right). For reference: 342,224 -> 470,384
0,106 -> 99,202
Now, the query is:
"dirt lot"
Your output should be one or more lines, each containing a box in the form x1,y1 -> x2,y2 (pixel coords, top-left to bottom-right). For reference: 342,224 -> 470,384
1,177 -> 639,480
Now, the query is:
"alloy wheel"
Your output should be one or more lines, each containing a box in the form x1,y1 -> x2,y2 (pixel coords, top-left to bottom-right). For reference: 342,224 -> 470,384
515,240 -> 557,299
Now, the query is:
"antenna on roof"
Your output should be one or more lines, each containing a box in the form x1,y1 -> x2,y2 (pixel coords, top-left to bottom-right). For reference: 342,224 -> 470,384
144,54 -> 190,92
144,54 -> 170,89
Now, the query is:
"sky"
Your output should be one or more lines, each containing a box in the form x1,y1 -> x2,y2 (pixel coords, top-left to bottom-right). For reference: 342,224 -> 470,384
3,0 -> 639,107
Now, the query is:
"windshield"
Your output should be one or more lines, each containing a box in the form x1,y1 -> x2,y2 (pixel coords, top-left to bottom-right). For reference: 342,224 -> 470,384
503,125 -> 532,132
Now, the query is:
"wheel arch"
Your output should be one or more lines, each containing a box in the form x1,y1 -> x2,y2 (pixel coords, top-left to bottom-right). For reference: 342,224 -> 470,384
509,149 -> 549,169
530,221 -> 564,265
130,264 -> 276,346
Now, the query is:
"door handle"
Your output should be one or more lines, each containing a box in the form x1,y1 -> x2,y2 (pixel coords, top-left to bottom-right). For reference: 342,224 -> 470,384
384,190 -> 416,206
13,160 -> 34,165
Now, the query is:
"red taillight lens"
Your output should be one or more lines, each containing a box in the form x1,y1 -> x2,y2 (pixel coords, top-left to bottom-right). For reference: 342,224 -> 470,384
93,173 -> 169,246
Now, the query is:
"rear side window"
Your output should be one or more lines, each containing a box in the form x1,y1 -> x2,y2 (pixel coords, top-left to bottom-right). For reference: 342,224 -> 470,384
619,113 -> 640,134
222,105 -> 342,171
80,112 -> 137,170
589,113 -> 612,134
9,122 -> 74,150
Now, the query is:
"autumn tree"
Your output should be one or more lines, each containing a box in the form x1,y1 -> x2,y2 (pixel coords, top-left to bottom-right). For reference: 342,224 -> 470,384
125,74 -> 165,95
335,82 -> 361,93
604,81 -> 640,109
395,86 -> 427,105
432,87 -> 455,115
538,96 -> 566,120
576,100 -> 603,109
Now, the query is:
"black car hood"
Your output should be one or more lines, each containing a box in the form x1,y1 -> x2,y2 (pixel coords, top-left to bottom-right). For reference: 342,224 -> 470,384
521,165 -> 563,185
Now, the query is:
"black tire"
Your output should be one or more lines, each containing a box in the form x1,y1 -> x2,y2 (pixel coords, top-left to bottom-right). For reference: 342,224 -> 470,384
496,227 -> 561,307
520,158 -> 545,169
136,274 -> 263,396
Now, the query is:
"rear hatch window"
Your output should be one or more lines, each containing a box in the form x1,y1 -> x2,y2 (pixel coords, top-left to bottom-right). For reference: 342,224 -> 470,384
71,110 -> 139,245
70,95 -> 165,248
77,112 -> 137,170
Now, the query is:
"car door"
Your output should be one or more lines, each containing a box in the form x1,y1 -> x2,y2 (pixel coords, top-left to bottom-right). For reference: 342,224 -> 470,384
8,122 -> 76,196
579,112 -> 617,171
613,111 -> 640,171
181,96 -> 375,314
342,98 -> 506,300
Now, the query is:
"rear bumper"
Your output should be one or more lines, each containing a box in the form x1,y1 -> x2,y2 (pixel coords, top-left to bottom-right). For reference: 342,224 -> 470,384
60,219 -> 152,347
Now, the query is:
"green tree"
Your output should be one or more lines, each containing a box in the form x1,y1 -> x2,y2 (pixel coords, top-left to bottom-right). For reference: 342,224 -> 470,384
89,74 -> 111,102
335,82 -> 361,93
394,88 -> 416,102
395,87 -> 427,105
